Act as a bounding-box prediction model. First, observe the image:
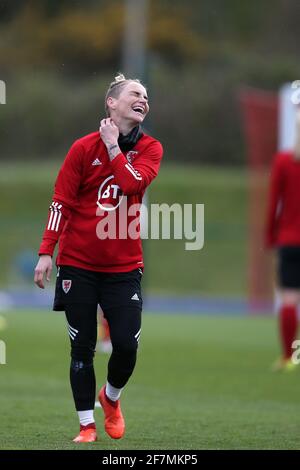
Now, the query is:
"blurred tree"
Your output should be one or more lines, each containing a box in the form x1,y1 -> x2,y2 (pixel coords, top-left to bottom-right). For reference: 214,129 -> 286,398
1,0 -> 300,71
0,1 -> 204,73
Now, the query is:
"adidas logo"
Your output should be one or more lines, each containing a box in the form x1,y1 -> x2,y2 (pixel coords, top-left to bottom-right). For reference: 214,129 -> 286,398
92,158 -> 102,166
131,293 -> 139,301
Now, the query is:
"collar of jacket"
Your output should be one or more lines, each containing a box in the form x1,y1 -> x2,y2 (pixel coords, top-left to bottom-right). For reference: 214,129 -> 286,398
118,125 -> 143,152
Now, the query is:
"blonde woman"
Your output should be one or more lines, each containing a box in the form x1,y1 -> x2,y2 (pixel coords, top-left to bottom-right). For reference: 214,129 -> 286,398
34,74 -> 163,442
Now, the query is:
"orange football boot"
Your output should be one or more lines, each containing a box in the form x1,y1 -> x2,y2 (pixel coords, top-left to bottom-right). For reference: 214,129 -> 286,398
98,386 -> 125,439
73,423 -> 97,443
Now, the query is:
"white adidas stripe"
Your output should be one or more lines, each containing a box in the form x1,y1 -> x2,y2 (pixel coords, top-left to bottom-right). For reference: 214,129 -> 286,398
68,328 -> 75,340
68,330 -> 76,340
47,202 -> 56,229
135,328 -> 141,342
51,211 -> 58,231
125,163 -> 142,181
134,328 -> 141,339
127,162 -> 142,177
68,323 -> 78,333
55,212 -> 62,232
67,323 -> 78,341
47,202 -> 63,232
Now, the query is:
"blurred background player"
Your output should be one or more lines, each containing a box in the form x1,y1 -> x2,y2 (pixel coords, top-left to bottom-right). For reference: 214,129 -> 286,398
265,110 -> 300,371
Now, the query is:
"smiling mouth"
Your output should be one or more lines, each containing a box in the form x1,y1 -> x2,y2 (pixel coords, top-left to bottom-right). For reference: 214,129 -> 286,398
132,106 -> 145,116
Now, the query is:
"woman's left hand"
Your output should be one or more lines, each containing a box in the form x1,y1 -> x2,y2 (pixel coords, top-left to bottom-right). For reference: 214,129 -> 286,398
99,118 -> 119,147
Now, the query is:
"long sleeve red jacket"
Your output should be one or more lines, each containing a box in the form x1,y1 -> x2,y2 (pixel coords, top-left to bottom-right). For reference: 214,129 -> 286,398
39,131 -> 163,272
265,151 -> 300,247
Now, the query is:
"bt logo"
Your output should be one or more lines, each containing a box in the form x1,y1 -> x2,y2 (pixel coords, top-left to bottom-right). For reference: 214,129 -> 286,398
97,175 -> 123,211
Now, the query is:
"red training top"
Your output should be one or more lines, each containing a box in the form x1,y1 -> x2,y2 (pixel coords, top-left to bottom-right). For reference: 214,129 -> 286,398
265,151 -> 300,247
38,131 -> 163,272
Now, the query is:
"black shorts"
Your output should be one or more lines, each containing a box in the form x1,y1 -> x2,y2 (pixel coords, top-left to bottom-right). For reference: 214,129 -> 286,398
278,246 -> 300,289
53,265 -> 143,312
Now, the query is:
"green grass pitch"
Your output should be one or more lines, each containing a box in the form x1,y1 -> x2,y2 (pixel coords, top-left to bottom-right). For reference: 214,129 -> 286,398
0,310 -> 299,450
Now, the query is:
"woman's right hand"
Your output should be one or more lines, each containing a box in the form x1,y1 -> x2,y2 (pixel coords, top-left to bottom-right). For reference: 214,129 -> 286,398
34,255 -> 53,289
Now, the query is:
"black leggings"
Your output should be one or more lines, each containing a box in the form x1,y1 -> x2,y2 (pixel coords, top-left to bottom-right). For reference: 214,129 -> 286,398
65,302 -> 142,410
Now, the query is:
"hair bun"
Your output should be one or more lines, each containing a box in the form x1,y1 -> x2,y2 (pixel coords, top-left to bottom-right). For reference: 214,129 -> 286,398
114,73 -> 126,83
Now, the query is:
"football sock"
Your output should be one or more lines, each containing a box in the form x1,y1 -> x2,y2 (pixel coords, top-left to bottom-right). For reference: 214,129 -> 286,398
279,305 -> 298,359
78,410 -> 95,426
106,381 -> 123,402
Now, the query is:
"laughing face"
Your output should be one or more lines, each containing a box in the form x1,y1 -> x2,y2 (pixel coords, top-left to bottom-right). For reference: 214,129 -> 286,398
107,81 -> 149,125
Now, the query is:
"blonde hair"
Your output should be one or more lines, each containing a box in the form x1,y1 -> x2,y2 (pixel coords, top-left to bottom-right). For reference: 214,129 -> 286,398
294,109 -> 300,160
105,73 -> 144,116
